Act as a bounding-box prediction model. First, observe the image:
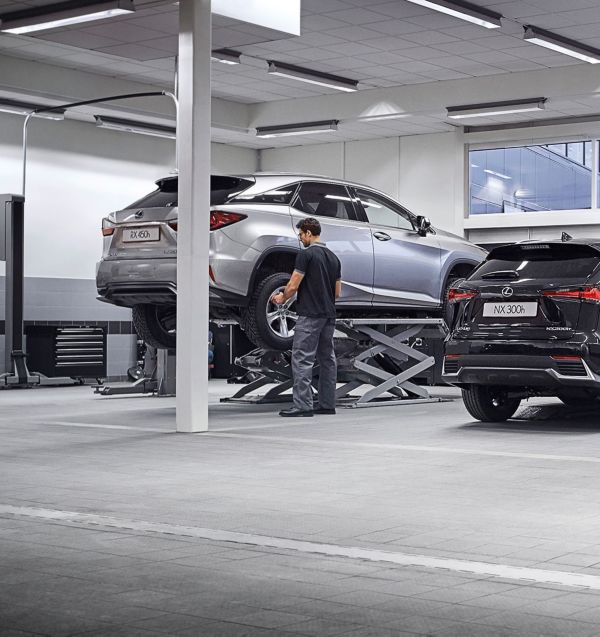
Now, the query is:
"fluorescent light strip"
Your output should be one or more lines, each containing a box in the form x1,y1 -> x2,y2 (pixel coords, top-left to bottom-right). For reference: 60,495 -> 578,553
524,26 -> 600,64
267,61 -> 358,93
211,49 -> 241,65
256,120 -> 339,138
0,98 -> 65,119
94,115 -> 175,139
447,98 -> 546,119
0,0 -> 135,35
404,0 -> 501,29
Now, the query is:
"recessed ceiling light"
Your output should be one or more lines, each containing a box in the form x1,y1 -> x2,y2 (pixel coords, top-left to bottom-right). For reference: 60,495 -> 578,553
404,0 -> 501,29
267,61 -> 358,92
211,49 -> 241,65
524,25 -> 600,64
256,120 -> 339,138
447,98 -> 547,119
0,0 -> 135,35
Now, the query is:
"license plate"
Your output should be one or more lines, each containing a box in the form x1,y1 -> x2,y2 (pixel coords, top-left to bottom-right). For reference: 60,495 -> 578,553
483,302 -> 538,318
123,226 -> 160,242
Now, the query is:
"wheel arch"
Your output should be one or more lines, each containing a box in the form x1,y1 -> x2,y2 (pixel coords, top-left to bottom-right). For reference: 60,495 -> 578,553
248,247 -> 300,292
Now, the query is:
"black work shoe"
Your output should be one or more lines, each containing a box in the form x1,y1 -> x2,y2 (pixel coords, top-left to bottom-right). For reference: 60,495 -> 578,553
314,407 -> 336,415
279,407 -> 313,417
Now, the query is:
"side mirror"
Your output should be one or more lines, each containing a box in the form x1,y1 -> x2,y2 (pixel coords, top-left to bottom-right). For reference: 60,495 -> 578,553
416,215 -> 431,237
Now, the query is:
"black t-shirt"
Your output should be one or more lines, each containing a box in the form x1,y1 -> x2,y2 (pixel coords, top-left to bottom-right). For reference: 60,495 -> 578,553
294,243 -> 341,318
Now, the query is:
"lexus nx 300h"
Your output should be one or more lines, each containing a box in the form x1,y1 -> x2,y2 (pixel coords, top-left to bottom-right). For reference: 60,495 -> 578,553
96,173 -> 486,350
443,239 -> 600,421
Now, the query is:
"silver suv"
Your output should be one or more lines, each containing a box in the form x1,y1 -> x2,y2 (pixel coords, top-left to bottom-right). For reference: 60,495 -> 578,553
96,173 -> 487,350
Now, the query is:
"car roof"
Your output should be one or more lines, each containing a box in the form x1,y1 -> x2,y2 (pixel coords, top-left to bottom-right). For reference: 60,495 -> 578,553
157,172 -> 393,199
514,238 -> 600,248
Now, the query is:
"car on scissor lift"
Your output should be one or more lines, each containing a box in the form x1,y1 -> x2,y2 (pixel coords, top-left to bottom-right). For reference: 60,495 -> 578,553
96,173 -> 486,350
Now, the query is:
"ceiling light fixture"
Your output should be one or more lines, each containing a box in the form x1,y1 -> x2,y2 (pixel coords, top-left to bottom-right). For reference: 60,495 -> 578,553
256,120 -> 339,138
523,26 -> 600,64
94,115 -> 175,139
447,97 -> 547,119
0,0 -> 135,35
0,98 -> 65,119
267,61 -> 358,92
404,0 -> 501,29
211,49 -> 242,65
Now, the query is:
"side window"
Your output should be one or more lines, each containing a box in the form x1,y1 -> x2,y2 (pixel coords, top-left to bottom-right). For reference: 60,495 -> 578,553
354,188 -> 414,231
230,183 -> 298,204
293,182 -> 356,220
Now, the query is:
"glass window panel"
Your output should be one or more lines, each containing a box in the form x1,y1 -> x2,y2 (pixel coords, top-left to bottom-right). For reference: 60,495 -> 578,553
354,189 -> 414,230
469,142 -> 592,215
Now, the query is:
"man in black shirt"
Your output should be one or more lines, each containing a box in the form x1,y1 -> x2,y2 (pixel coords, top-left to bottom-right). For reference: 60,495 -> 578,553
271,217 -> 341,417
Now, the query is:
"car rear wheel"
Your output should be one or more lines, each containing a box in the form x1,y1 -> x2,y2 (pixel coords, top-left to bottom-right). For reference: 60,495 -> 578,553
242,272 -> 297,350
132,304 -> 176,350
462,385 -> 521,422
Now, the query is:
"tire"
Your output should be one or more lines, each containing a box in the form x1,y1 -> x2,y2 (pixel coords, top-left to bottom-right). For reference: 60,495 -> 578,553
132,304 -> 176,350
241,272 -> 297,350
462,385 -> 521,422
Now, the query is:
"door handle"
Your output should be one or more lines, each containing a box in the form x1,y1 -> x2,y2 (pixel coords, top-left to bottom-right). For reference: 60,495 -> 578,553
374,231 -> 391,241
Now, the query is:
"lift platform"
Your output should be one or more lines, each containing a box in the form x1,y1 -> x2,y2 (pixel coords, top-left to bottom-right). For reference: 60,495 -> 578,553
221,318 -> 450,408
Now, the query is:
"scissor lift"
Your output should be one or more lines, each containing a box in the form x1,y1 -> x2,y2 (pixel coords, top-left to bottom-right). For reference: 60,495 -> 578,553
221,318 -> 449,408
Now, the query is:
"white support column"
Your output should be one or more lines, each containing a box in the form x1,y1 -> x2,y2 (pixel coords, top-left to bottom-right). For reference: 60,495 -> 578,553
176,0 -> 211,433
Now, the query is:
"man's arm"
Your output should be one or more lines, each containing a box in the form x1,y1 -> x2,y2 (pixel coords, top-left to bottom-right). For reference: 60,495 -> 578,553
272,270 -> 304,304
335,280 -> 341,300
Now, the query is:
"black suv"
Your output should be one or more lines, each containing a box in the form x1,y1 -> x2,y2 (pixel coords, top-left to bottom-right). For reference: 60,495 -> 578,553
443,239 -> 600,421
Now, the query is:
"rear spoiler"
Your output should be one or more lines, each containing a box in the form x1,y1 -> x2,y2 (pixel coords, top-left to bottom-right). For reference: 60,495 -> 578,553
488,242 -> 600,261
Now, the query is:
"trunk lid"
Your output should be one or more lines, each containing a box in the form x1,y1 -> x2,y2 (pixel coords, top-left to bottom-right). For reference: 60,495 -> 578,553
455,242 -> 600,341
104,175 -> 254,260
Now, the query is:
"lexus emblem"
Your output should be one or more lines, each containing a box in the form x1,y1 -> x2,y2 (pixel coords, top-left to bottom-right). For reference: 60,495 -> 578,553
502,286 -> 513,298
134,209 -> 144,219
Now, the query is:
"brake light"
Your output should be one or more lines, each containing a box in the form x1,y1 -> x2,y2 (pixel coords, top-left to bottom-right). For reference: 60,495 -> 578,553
168,220 -> 178,232
210,210 -> 247,231
102,219 -> 115,236
445,354 -> 461,359
209,266 -> 216,283
448,288 -> 478,303
551,355 -> 581,360
543,287 -> 600,303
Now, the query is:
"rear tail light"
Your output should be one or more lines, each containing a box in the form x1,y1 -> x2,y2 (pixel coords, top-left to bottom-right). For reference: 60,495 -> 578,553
102,218 -> 115,237
168,220 -> 178,232
210,210 -> 247,231
448,288 -> 478,303
543,286 -> 600,303
209,266 -> 216,283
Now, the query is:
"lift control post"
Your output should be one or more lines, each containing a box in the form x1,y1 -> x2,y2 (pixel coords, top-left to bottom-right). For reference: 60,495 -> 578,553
0,194 -> 37,387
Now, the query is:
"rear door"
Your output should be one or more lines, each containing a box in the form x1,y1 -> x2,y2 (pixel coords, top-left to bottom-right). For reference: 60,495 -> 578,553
352,187 -> 442,308
290,181 -> 374,306
459,243 -> 600,341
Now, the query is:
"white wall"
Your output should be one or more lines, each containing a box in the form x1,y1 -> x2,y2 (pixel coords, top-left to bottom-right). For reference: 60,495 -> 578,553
0,113 -> 256,278
261,133 -> 463,234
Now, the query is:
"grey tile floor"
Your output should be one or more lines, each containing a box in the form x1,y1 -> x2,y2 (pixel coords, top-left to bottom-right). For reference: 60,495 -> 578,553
2,382 -> 600,635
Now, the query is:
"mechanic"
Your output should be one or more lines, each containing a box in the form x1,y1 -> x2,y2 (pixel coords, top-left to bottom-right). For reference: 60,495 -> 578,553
271,217 -> 342,418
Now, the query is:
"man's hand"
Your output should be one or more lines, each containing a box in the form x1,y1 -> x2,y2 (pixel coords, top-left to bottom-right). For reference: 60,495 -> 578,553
271,292 -> 285,305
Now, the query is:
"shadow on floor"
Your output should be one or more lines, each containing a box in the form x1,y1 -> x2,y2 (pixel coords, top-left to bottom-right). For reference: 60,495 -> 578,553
459,402 -> 600,434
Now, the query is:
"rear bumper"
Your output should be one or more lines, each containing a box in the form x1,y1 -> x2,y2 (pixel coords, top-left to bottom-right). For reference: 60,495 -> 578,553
96,257 -> 249,309
442,349 -> 600,389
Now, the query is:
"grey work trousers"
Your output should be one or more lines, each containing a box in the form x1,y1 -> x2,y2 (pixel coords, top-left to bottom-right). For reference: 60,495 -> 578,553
291,315 -> 337,411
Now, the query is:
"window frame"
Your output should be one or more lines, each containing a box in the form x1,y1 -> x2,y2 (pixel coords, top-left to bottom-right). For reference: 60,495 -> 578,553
291,180 -> 361,222
466,135 -> 600,224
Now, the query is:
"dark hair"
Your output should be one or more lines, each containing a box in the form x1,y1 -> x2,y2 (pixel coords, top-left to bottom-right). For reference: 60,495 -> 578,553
296,217 -> 321,236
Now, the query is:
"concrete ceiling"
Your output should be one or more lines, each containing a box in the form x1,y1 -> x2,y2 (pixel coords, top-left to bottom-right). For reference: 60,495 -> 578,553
1,0 -> 600,147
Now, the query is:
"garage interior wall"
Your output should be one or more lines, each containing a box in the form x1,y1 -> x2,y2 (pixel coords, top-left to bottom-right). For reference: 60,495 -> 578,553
0,112 -> 257,376
261,131 -> 465,236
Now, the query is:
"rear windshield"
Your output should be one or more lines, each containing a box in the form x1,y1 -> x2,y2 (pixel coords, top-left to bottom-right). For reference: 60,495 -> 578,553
472,244 -> 600,280
124,175 -> 254,209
